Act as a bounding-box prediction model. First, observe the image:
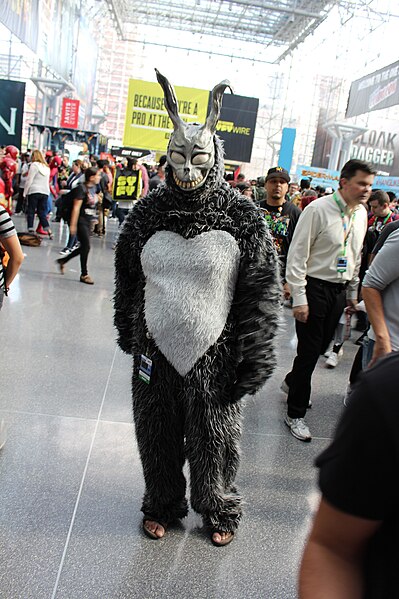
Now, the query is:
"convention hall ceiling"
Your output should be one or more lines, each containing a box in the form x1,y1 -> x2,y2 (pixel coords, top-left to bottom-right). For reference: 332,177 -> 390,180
105,0 -> 339,62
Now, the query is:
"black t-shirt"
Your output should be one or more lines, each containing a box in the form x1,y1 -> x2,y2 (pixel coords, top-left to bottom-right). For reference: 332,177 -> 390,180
258,200 -> 301,278
68,184 -> 92,218
316,352 -> 399,598
372,220 -> 399,256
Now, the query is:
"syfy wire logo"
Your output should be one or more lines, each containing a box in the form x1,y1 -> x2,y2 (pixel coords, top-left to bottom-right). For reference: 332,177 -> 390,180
216,121 -> 251,136
0,108 -> 17,136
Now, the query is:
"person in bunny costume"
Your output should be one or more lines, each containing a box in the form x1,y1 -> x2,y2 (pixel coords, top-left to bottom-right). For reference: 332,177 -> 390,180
114,69 -> 280,546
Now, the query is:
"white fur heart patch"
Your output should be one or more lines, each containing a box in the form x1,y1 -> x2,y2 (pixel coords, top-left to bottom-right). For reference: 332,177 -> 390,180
141,230 -> 240,376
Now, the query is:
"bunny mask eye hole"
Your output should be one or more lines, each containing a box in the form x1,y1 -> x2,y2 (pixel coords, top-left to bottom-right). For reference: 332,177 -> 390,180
192,153 -> 210,165
170,151 -> 185,164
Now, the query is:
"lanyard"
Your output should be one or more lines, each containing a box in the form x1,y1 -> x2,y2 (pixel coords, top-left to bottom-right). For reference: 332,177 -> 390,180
370,211 -> 391,229
333,192 -> 356,255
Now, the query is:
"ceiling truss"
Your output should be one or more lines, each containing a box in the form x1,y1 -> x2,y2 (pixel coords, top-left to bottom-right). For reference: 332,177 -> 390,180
104,0 -> 398,63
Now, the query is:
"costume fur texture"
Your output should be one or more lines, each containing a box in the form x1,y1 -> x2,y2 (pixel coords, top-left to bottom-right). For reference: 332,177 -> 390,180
141,229 -> 240,376
114,134 -> 280,532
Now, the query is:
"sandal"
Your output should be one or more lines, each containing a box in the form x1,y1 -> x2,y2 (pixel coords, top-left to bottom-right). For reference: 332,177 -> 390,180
211,530 -> 235,547
142,517 -> 168,540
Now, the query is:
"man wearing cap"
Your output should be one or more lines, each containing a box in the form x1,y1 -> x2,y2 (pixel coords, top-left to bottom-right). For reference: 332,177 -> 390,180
281,159 -> 375,442
259,166 -> 301,296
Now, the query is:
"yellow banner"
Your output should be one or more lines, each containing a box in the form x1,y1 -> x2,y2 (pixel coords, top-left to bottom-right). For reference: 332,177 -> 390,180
123,79 -> 210,152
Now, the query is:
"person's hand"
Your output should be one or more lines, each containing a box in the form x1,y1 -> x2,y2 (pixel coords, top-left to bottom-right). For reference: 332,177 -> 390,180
368,336 -> 392,368
69,226 -> 77,236
283,282 -> 291,300
346,299 -> 358,315
293,305 -> 309,323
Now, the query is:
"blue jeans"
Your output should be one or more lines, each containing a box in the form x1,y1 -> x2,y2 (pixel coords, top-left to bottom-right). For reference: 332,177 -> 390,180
362,336 -> 375,369
27,193 -> 50,230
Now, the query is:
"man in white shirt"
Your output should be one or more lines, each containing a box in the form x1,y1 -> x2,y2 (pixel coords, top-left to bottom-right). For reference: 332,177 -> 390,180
282,159 -> 375,441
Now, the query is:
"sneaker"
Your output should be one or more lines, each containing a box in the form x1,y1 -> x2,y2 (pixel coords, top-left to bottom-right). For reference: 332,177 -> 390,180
0,419 -> 7,450
59,247 -> 71,255
324,346 -> 343,359
284,415 -> 312,442
71,242 -> 80,251
325,349 -> 343,368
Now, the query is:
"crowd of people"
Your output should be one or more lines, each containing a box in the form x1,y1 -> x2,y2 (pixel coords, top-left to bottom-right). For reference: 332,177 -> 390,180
1,143 -> 399,593
0,146 -> 169,284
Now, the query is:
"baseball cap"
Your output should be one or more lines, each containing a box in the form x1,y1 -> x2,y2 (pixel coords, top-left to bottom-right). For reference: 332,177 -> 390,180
266,166 -> 290,183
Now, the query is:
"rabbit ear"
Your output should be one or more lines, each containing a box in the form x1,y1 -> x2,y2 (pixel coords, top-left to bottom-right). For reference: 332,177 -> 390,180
204,80 -> 233,134
155,69 -> 185,131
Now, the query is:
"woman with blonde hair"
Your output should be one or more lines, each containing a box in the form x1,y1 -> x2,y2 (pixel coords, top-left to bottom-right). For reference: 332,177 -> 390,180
24,149 -> 53,239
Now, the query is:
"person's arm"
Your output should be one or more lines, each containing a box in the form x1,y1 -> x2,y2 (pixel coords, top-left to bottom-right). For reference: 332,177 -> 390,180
346,243 -> 363,314
139,165 -> 149,197
114,207 -> 144,354
280,204 -> 301,297
69,199 -> 83,236
346,209 -> 368,311
362,229 -> 399,365
299,497 -> 381,599
232,207 -> 281,400
362,286 -> 391,366
1,233 -> 24,289
286,205 -> 319,322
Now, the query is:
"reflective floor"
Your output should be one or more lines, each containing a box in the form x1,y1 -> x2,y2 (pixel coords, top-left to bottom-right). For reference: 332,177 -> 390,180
0,216 -> 358,599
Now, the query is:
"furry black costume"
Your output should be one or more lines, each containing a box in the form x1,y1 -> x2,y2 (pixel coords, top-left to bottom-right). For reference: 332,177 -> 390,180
114,71 -> 280,541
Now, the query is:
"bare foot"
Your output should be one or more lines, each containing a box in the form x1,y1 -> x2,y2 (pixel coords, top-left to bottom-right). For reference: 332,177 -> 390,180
144,520 -> 165,538
212,531 -> 234,546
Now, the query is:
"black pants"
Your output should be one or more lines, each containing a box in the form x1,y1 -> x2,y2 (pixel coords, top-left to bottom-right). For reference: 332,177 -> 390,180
59,217 -> 90,276
15,188 -> 26,213
285,277 -> 347,418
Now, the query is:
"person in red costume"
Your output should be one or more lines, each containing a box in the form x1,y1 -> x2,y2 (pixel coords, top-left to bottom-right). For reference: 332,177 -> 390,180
0,178 -> 6,210
0,145 -> 19,214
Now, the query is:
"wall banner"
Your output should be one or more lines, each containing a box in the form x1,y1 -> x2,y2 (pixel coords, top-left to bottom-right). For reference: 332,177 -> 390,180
0,80 -> 26,148
111,146 -> 152,159
373,176 -> 399,193
214,93 -> 259,163
123,79 -> 258,163
60,99 -> 80,129
350,123 -> 399,176
0,0 -> 39,52
295,165 -> 399,193
295,165 -> 340,190
346,60 -> 399,118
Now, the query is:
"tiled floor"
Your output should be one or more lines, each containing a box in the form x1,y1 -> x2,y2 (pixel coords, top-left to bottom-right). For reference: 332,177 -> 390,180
0,216 -> 359,598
